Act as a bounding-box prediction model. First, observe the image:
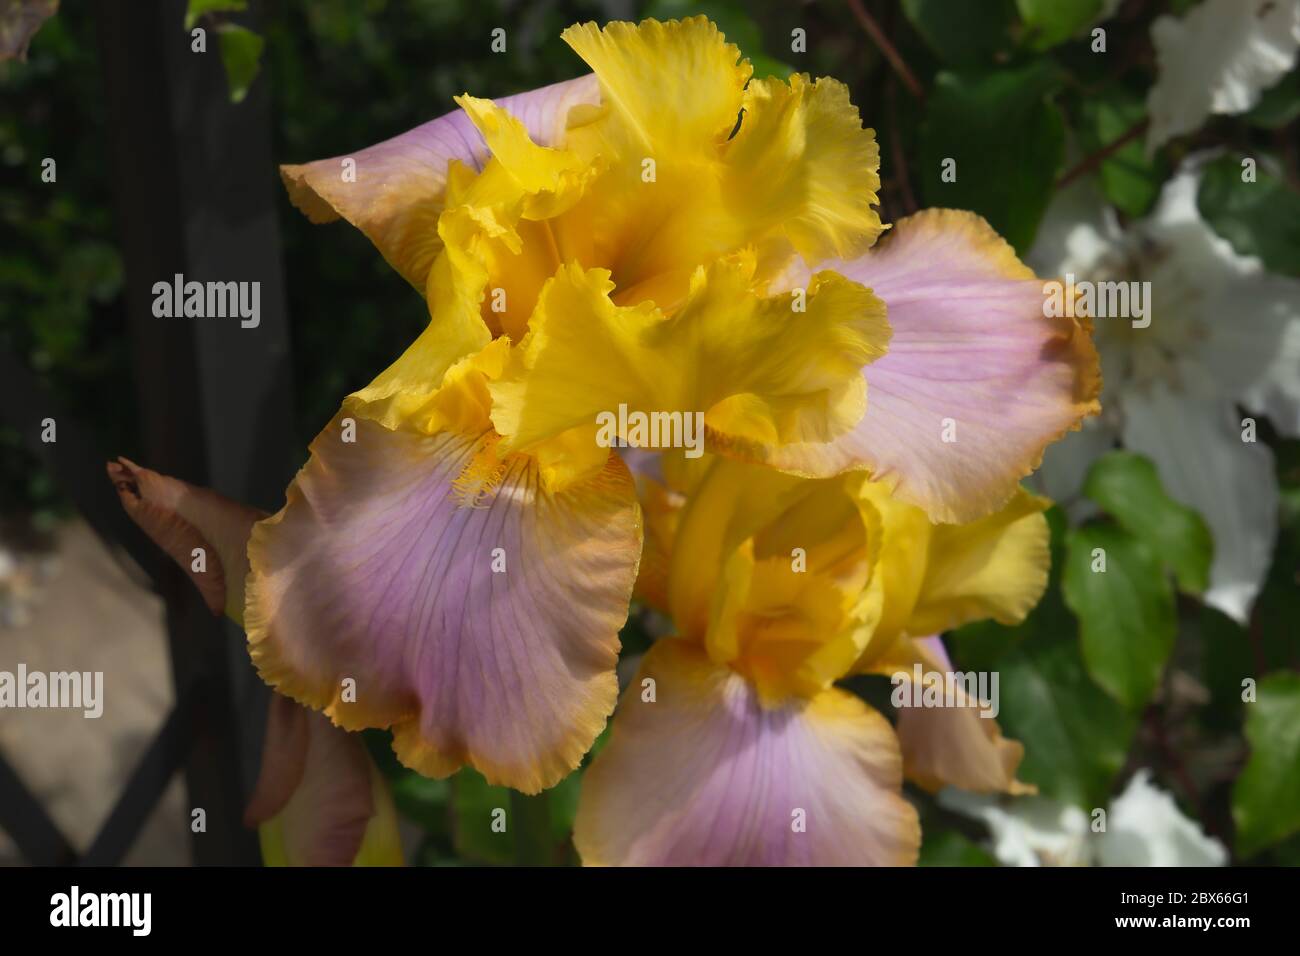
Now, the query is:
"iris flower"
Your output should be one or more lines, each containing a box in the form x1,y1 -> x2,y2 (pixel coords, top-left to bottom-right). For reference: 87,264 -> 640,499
108,15 -> 1097,865
573,455 -> 1049,866
257,17 -> 1097,795
108,460 -> 402,867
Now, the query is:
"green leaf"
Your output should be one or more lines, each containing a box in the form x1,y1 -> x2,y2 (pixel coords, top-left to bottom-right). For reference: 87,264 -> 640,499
1244,70 -> 1300,129
1233,673 -> 1300,857
184,0 -> 247,32
1016,0 -> 1103,51
1081,451 -> 1212,593
994,627 -> 1137,808
919,827 -> 998,866
216,22 -> 264,104
957,507 -> 1135,810
902,0 -> 1016,67
918,62 -> 1065,253
1062,524 -> 1177,710
1077,87 -> 1167,218
1197,153 -> 1300,278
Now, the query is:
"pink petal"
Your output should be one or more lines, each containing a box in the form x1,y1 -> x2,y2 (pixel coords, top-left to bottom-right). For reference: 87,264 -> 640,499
245,415 -> 641,794
773,209 -> 1101,523
574,640 -> 919,866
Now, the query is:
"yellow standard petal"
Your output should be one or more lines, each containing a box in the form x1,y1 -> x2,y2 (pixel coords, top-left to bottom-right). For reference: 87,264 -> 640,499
722,74 -> 885,263
555,18 -> 884,306
665,458 -> 883,701
561,17 -> 751,161
488,256 -> 889,489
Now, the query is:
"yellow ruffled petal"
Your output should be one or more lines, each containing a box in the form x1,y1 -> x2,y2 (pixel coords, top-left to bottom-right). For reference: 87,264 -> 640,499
455,94 -> 599,221
553,20 -> 883,306
724,74 -> 885,263
561,17 -> 751,161
855,479 -> 933,656
630,472 -> 685,613
724,554 -> 875,701
908,489 -> 1051,635
663,457 -> 882,699
854,485 -> 1051,671
344,245 -> 493,432
664,458 -> 812,641
488,256 -> 888,487
347,99 -> 609,431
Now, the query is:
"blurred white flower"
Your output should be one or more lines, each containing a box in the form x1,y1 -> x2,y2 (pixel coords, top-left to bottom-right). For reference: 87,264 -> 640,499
940,770 -> 1228,866
1146,0 -> 1300,153
1029,163 -> 1300,624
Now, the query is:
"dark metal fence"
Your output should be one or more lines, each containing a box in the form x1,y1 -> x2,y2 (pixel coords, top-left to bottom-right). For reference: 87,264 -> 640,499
0,0 -> 295,866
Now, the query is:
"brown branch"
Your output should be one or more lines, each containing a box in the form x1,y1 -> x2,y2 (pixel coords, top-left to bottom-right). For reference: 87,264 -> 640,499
1056,117 -> 1150,190
846,0 -> 923,100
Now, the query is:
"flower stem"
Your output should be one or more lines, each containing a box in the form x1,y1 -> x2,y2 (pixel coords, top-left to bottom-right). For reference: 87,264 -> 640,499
510,790 -> 553,866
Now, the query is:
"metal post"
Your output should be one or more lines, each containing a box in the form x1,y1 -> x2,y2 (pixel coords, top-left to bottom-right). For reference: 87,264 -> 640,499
95,0 -> 295,865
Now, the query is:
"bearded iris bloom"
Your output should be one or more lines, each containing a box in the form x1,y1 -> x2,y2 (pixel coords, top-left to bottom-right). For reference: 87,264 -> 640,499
573,455 -> 1048,866
113,17 -> 1097,814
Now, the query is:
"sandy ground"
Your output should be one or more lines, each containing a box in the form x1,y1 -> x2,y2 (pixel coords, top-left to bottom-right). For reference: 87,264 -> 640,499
0,518 -> 190,865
